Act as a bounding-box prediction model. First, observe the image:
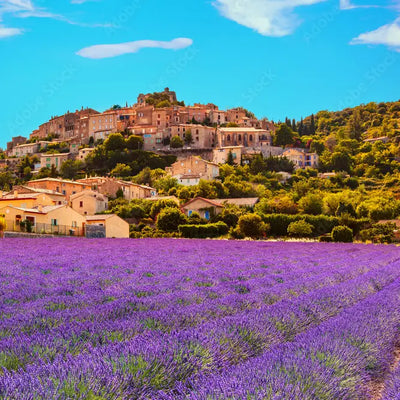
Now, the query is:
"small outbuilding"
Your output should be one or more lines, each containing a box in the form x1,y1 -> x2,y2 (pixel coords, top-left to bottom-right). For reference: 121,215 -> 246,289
85,214 -> 129,238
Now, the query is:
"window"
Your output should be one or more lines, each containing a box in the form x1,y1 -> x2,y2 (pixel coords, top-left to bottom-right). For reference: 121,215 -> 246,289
249,135 -> 253,141
72,221 -> 77,228
62,190 -> 66,195
188,210 -> 193,216
51,219 -> 58,226
79,201 -> 83,208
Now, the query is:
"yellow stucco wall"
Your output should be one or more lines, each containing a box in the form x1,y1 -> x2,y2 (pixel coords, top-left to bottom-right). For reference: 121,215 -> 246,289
2,205 -> 86,231
86,215 -> 129,238
0,194 -> 58,212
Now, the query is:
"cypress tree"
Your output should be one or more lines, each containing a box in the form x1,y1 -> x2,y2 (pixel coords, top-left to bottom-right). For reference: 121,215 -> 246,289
310,114 -> 316,135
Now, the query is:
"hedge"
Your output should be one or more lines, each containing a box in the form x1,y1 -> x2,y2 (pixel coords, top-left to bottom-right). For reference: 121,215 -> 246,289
261,214 -> 339,236
260,214 -> 369,237
179,222 -> 229,239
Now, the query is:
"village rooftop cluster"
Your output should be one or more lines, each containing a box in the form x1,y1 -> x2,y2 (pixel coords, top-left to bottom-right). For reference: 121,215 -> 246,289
1,88 -> 320,239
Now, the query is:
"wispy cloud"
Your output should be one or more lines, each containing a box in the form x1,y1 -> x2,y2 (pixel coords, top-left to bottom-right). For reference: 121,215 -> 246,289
339,0 -> 380,10
70,0 -> 98,3
0,0 -> 111,38
77,38 -> 194,59
213,0 -> 327,37
0,24 -> 22,37
351,17 -> 400,51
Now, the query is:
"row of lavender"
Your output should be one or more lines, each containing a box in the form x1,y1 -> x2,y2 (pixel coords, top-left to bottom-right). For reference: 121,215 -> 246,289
383,363 -> 400,400
0,239 -> 399,399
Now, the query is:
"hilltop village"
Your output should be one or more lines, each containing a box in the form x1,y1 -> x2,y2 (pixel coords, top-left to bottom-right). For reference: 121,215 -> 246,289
1,90 -> 400,242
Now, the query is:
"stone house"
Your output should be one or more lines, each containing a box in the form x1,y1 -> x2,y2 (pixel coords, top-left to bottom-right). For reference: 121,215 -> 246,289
27,178 -> 90,200
167,156 -> 219,186
70,190 -> 108,216
282,149 -> 319,169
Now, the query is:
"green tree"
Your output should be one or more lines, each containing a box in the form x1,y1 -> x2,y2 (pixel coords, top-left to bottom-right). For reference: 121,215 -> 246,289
310,114 -> 316,135
153,176 -> 179,194
331,152 -> 352,173
104,133 -> 126,152
22,166 -> 32,181
170,136 -> 184,149
184,130 -> 193,145
273,124 -> 295,147
126,135 -> 144,150
150,199 -> 179,219
60,160 -> 84,180
156,207 -> 187,232
250,154 -> 265,174
111,163 -> 132,178
156,100 -> 172,108
0,172 -> 14,190
347,109 -> 363,141
116,188 -> 124,199
226,150 -> 235,166
298,193 -> 323,215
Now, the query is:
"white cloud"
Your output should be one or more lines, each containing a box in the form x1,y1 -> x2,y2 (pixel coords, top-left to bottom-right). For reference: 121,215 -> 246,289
0,0 -> 111,37
70,0 -> 97,3
0,24 -> 22,37
213,0 -> 327,37
77,38 -> 194,59
351,17 -> 400,50
340,0 -> 381,10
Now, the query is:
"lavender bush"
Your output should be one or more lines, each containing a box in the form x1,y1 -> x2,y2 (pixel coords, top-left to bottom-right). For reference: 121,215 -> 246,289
0,239 -> 399,399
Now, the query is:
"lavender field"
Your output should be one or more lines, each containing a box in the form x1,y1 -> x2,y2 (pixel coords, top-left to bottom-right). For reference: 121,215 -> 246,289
0,239 -> 400,399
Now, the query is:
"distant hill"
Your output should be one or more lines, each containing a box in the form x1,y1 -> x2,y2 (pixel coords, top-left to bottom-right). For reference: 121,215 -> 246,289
301,100 -> 400,141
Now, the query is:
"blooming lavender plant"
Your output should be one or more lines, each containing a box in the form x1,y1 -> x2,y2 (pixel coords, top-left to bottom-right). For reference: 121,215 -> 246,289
0,239 -> 399,399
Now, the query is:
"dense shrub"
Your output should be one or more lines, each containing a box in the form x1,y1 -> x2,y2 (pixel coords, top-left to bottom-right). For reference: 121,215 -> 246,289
319,235 -> 333,242
156,208 -> 187,233
338,216 -> 370,236
0,216 -> 5,232
150,199 -> 179,219
238,214 -> 268,239
179,222 -> 229,238
298,193 -> 323,215
287,220 -> 313,237
359,223 -> 396,244
331,226 -> 353,243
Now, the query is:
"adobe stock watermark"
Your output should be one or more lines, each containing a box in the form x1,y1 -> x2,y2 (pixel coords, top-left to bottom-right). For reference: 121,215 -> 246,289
338,52 -> 399,110
303,6 -> 340,44
107,0 -> 144,36
242,70 -> 276,105
11,64 -> 77,133
153,46 -> 200,91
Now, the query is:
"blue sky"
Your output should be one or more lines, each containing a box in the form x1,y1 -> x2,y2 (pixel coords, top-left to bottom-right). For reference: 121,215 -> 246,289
0,0 -> 400,147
